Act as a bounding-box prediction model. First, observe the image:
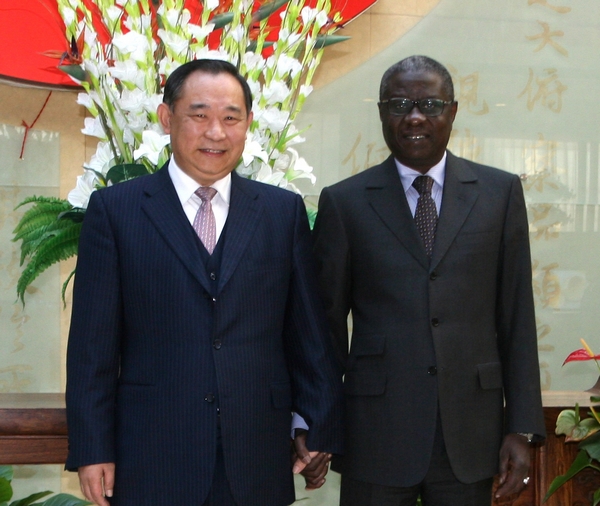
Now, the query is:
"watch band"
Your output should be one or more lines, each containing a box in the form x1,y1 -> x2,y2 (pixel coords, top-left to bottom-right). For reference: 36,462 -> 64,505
517,432 -> 534,443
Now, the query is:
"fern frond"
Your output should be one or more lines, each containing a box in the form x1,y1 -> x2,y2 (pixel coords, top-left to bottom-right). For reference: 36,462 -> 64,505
13,200 -> 72,237
32,223 -> 82,268
16,222 -> 82,304
17,220 -> 73,265
14,195 -> 68,210
61,268 -> 76,308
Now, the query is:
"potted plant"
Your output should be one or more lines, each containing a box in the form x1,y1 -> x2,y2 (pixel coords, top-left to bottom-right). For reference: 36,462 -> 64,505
544,339 -> 600,504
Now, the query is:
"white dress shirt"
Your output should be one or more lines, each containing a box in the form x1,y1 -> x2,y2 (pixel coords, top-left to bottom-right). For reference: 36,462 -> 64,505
168,156 -> 231,241
395,151 -> 446,216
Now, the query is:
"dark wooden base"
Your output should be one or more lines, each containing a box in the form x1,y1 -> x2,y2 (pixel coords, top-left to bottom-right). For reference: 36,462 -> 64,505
1,394 -> 599,504
0,394 -> 67,465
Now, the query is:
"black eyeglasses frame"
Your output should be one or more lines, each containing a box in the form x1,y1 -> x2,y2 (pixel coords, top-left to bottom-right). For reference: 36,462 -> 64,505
379,98 -> 455,117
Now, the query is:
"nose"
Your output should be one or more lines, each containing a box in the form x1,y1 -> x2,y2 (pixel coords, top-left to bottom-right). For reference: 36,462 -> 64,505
205,118 -> 227,140
405,104 -> 427,123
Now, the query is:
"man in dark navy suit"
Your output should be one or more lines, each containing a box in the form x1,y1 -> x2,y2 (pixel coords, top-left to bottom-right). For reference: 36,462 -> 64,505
66,59 -> 343,506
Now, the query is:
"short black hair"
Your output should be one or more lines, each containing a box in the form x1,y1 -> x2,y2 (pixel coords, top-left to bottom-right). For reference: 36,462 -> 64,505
380,55 -> 455,101
162,59 -> 253,116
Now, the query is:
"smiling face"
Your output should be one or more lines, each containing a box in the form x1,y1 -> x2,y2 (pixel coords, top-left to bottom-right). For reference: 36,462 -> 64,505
158,71 -> 253,186
379,70 -> 457,174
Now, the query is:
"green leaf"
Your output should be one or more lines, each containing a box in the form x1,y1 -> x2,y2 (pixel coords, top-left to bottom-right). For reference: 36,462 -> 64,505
306,208 -> 317,230
17,219 -> 74,266
556,408 -> 579,435
544,449 -> 592,501
13,199 -> 72,238
58,65 -> 87,82
571,417 -> 600,441
16,222 -> 82,304
38,494 -> 91,505
246,41 -> 274,52
106,163 -> 150,184
9,491 -> 52,506
580,430 -> 600,460
314,35 -> 351,49
594,487 -> 600,506
554,404 -> 600,441
61,269 -> 76,308
0,477 -> 12,503
211,12 -> 234,29
0,468 -> 12,482
58,209 -> 86,223
252,0 -> 289,23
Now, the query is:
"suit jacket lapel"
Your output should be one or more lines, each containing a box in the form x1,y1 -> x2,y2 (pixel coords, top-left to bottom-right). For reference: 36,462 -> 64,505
218,171 -> 262,293
431,152 -> 479,269
366,156 -> 429,270
141,165 -> 212,293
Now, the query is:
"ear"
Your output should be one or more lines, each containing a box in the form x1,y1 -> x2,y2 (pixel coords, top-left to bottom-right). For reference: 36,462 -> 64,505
449,101 -> 458,122
157,103 -> 172,134
377,102 -> 386,122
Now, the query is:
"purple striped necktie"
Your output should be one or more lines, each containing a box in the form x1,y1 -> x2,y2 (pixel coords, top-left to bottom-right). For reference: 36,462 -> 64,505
193,186 -> 217,254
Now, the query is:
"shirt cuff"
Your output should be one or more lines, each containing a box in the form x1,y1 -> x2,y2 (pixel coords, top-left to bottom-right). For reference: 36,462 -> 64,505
291,412 -> 309,438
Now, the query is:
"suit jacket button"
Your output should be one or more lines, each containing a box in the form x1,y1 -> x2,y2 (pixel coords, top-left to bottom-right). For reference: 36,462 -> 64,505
428,366 -> 437,375
210,272 -> 217,280
430,271 -> 438,280
213,339 -> 222,350
431,318 -> 440,327
204,393 -> 215,403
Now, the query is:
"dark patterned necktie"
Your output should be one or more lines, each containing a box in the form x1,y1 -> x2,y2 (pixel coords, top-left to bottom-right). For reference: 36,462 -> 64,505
412,176 -> 438,258
193,186 -> 217,254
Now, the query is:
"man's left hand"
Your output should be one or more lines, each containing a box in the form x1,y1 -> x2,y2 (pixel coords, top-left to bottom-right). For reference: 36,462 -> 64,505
292,429 -> 331,489
495,433 -> 531,498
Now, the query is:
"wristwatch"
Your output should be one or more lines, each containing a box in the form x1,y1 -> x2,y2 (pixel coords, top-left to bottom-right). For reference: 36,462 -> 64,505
517,432 -> 534,443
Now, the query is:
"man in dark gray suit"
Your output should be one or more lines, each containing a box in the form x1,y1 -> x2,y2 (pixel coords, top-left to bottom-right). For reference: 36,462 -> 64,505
312,55 -> 545,505
66,59 -> 343,506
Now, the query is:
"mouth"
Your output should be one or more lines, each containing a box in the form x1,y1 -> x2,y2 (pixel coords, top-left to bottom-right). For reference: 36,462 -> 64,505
405,134 -> 427,141
200,148 -> 226,154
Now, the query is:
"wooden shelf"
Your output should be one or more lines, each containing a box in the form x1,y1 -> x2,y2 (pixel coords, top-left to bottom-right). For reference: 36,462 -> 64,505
0,392 -> 598,504
0,393 -> 67,465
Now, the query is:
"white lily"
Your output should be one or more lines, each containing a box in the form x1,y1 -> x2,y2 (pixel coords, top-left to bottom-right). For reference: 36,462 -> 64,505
134,131 -> 171,165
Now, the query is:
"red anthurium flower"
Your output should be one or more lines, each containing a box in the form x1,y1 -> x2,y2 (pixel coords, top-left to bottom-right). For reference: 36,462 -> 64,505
563,348 -> 600,366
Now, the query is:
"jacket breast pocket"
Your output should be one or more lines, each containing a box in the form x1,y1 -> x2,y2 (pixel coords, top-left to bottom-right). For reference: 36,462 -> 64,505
345,334 -> 386,396
477,362 -> 503,390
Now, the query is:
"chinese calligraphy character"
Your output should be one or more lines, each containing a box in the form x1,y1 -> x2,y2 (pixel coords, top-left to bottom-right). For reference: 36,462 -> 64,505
526,21 -> 568,56
342,134 -> 389,175
529,204 -> 562,240
448,66 -> 489,115
532,260 -> 561,307
518,68 -> 567,112
528,0 -> 571,14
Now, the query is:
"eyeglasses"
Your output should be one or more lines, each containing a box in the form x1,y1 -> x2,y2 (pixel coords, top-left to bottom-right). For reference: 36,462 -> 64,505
379,98 -> 454,117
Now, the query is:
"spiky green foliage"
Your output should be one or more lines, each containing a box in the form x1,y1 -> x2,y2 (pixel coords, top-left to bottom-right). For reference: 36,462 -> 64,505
12,196 -> 83,305
0,465 -> 91,506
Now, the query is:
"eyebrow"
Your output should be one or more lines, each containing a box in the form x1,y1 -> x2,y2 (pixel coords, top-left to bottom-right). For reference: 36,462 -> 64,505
188,103 -> 244,115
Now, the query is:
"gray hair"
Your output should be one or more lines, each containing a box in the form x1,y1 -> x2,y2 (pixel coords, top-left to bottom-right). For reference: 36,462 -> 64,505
379,55 -> 455,101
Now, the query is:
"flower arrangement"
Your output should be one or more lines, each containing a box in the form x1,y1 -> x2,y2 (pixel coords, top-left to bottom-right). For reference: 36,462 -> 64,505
544,339 -> 600,504
12,0 -> 348,304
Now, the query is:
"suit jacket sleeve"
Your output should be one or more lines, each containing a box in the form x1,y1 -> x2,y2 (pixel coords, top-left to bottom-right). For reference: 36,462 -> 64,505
65,190 -> 122,469
283,194 -> 344,453
312,187 -> 352,372
497,175 -> 545,438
